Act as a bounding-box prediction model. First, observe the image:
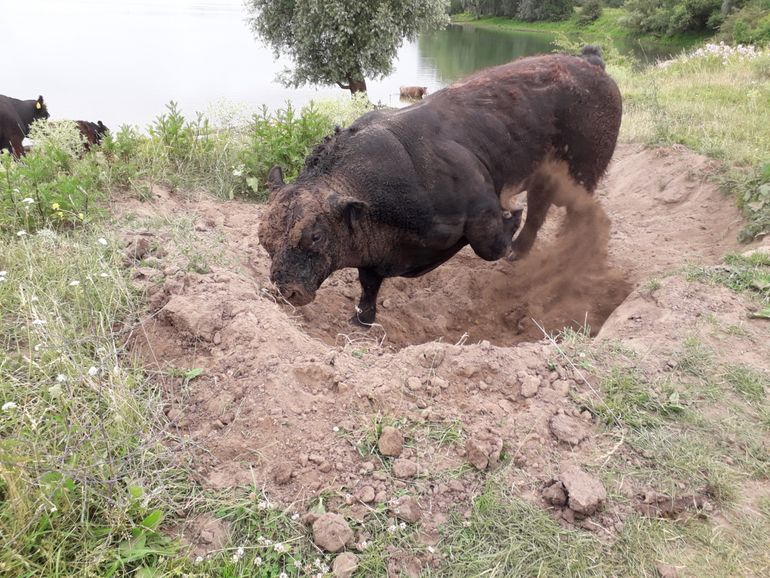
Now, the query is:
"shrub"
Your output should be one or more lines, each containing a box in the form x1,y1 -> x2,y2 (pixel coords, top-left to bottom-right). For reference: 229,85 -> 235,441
579,0 -> 604,23
0,121 -> 106,234
517,0 -> 574,21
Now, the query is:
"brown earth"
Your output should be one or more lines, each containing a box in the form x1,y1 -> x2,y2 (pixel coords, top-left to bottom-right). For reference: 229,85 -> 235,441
117,143 -> 767,557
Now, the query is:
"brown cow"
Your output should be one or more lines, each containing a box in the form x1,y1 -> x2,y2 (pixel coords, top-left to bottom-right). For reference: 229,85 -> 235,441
259,46 -> 622,326
0,95 -> 49,157
399,86 -> 428,100
75,120 -> 109,149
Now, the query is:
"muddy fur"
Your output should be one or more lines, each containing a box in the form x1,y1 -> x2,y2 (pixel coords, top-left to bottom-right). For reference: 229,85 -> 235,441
259,50 -> 622,325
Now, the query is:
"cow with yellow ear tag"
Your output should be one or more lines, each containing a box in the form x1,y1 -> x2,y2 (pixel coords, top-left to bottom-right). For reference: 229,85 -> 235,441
0,93 -> 50,158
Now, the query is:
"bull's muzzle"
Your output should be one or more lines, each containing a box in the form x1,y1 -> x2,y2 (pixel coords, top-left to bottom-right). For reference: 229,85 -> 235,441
276,283 -> 315,306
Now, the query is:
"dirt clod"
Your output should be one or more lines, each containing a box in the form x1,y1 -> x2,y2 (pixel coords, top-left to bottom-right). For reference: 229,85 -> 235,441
356,485 -> 376,503
378,426 -> 404,457
520,374 -> 541,398
332,552 -> 359,578
549,414 -> 591,446
542,481 -> 568,507
272,462 -> 293,485
465,439 -> 490,470
312,513 -> 354,553
392,495 -> 421,524
393,458 -> 419,479
558,466 -> 607,516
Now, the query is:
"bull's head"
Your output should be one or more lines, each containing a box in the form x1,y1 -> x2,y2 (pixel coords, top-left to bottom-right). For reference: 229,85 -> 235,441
258,166 -> 367,306
33,95 -> 50,121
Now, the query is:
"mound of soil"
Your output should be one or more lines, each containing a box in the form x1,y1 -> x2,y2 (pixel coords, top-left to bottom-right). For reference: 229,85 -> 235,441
118,143 -> 759,554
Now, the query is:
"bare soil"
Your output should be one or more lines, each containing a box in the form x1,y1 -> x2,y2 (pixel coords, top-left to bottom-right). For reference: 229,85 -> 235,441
117,143 -> 767,557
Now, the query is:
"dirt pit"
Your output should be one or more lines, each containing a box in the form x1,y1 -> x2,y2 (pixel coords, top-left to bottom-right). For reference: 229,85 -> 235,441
118,143 -> 754,554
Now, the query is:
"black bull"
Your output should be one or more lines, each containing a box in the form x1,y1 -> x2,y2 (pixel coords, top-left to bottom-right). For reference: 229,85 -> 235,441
258,47 -> 622,325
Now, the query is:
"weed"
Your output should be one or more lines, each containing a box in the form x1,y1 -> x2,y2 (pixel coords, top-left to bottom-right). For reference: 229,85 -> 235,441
677,336 -> 714,377
590,369 -> 685,430
722,364 -> 769,402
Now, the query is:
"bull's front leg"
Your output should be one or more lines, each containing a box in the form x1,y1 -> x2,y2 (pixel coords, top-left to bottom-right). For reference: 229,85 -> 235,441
351,267 -> 383,327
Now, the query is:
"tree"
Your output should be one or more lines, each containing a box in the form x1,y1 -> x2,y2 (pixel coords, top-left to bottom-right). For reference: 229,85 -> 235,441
246,0 -> 450,95
517,0 -> 574,21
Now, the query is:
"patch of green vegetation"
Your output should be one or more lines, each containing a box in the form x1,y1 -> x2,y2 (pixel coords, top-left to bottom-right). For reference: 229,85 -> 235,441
589,369 -> 685,430
722,364 -> 769,402
439,485 -> 602,577
688,251 -> 770,304
677,336 -> 714,377
454,8 -> 708,49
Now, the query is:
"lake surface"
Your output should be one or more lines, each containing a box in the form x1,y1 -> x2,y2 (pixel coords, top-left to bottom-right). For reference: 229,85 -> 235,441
2,0 -> 659,131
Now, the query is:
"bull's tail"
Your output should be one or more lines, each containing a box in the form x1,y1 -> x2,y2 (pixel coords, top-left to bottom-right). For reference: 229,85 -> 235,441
580,45 -> 605,70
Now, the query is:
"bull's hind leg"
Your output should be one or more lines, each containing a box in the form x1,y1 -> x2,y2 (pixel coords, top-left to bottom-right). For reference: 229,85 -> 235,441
466,206 -> 523,261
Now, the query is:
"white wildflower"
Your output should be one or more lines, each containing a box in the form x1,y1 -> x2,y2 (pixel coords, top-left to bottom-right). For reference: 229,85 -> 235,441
30,295 -> 38,302
387,524 -> 397,533
194,555 -> 204,564
99,272 -> 109,278
257,500 -> 268,510
253,556 -> 263,566
31,319 -> 46,325
21,197 -> 34,205
87,366 -> 99,376
56,374 -> 67,382
50,505 -> 57,513
291,513 -> 299,521
273,542 -> 286,553
279,573 -> 288,578
68,280 -> 80,287
97,238 -> 108,246
359,540 -> 368,550
2,402 -> 18,411
48,384 -> 63,398
17,230 -> 27,237
294,559 -> 302,568
34,343 -> 45,351
332,426 -> 340,432
399,522 -> 406,530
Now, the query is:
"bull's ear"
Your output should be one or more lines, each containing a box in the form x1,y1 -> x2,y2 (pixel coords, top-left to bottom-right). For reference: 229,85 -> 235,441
330,195 -> 368,230
267,166 -> 285,191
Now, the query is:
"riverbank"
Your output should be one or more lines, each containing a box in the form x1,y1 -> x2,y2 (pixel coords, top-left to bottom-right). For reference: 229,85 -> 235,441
1,46 -> 769,577
453,8 -> 709,55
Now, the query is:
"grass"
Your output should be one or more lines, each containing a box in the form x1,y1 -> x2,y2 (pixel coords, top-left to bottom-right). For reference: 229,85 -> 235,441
453,8 -> 709,51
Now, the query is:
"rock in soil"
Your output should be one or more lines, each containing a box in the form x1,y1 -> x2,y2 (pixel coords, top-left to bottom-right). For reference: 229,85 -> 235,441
549,414 -> 590,446
378,426 -> 404,457
392,495 -> 421,524
271,462 -> 293,485
558,466 -> 607,516
465,439 -> 490,470
655,562 -> 680,578
393,458 -> 418,479
356,485 -> 376,503
332,552 -> 359,578
312,513 -> 354,553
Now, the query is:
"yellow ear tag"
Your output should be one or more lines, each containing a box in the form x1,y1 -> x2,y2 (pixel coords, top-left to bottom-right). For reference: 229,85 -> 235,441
36,102 -> 42,110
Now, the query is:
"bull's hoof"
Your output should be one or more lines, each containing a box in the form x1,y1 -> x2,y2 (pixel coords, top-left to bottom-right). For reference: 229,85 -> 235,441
349,308 -> 375,328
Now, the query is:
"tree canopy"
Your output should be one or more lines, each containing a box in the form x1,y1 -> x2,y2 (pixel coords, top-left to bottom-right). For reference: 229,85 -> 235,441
246,0 -> 450,94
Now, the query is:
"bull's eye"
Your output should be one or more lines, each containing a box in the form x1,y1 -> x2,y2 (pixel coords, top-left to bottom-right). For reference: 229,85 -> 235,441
311,232 -> 322,243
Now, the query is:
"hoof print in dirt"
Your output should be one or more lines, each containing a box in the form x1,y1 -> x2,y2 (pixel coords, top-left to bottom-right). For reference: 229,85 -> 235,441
332,552 -> 359,578
378,426 -> 404,457
464,436 -> 503,471
549,413 -> 591,446
312,513 -> 354,553
391,495 -> 421,524
555,466 -> 607,517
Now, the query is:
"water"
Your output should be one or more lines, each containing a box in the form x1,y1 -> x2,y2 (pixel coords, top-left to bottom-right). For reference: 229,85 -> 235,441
1,0 -> 665,131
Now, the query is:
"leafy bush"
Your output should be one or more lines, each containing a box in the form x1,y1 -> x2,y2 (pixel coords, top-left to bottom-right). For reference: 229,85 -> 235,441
719,0 -> 770,44
0,121 -> 106,234
579,0 -> 604,23
238,102 -> 339,200
624,0 -> 723,35
517,0 -> 575,21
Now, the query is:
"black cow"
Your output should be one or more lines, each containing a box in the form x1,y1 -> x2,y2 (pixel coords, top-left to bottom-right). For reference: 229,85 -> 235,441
259,47 -> 622,325
0,95 -> 49,157
75,120 -> 109,149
